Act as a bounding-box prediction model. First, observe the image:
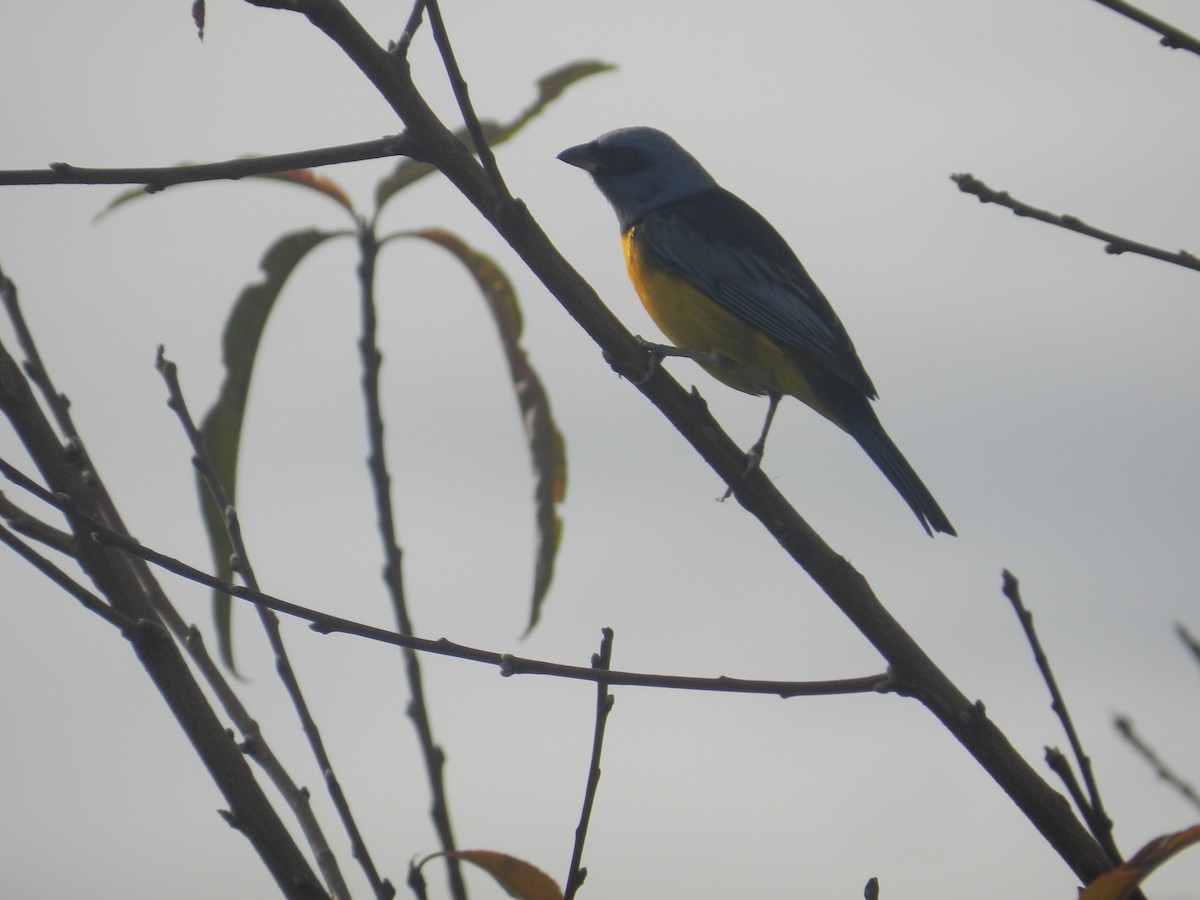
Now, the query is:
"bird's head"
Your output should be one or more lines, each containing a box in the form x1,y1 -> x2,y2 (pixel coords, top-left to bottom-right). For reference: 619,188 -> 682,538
558,126 -> 717,231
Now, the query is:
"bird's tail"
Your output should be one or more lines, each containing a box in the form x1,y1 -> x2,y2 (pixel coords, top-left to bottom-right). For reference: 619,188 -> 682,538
849,408 -> 956,537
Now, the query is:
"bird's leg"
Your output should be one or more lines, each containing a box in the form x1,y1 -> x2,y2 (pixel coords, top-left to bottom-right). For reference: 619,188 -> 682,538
747,392 -> 782,470
632,335 -> 727,385
722,392 -> 782,500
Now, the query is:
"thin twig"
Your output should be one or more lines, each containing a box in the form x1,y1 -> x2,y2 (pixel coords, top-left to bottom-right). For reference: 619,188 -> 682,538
392,0 -> 425,58
951,173 -> 1200,273
0,264 -> 78,440
0,273 -> 326,899
0,134 -> 415,189
1175,622 -> 1200,671
156,349 -> 379,900
0,464 -> 894,698
1003,572 -> 1123,865
0,520 -> 137,631
1114,715 -> 1200,813
563,628 -> 615,900
0,489 -> 74,554
5,265 -> 347,895
1090,0 -> 1200,55
424,0 -> 511,202
354,225 -> 467,900
1045,747 -> 1095,826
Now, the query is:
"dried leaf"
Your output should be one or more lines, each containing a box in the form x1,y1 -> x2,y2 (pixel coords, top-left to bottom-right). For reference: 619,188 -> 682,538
395,228 -> 567,634
1079,824 -> 1200,900
421,850 -> 562,900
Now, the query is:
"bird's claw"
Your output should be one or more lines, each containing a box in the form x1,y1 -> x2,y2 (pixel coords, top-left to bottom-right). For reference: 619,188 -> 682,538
631,335 -> 669,386
720,441 -> 766,501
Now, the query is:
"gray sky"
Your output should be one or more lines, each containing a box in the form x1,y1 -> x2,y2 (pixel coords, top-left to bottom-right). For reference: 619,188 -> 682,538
2,1 -> 1200,898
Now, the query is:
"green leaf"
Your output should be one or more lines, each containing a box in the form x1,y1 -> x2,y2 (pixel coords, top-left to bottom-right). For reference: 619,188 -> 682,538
374,58 -> 615,210
199,227 -> 349,671
393,228 -> 567,635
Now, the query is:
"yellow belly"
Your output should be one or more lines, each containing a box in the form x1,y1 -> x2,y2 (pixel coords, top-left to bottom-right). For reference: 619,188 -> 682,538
623,228 -> 834,422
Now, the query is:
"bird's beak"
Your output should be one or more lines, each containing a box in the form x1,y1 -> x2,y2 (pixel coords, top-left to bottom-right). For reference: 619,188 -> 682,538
557,142 -> 600,172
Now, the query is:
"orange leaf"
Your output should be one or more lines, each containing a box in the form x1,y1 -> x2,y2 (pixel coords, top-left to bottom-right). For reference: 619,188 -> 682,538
1079,824 -> 1200,900
420,850 -> 562,900
258,169 -> 355,213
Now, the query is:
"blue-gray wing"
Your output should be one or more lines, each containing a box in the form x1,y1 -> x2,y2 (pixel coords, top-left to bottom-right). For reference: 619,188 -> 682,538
638,188 -> 877,399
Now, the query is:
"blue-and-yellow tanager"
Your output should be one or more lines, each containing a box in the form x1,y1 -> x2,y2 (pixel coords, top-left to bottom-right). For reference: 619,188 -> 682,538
558,126 -> 955,536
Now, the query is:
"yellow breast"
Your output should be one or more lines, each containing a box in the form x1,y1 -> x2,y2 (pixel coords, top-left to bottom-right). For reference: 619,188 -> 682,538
622,227 -> 833,421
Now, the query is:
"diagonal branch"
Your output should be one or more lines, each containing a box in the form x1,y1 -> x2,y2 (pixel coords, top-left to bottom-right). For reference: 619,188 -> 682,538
157,348 -> 383,900
234,0 -> 1116,885
0,489 -> 74,554
951,173 -> 1200,272
1003,572 -> 1124,867
0,519 -> 137,631
0,268 -> 328,900
1114,715 -> 1200,813
1090,0 -> 1200,55
424,0 -> 511,202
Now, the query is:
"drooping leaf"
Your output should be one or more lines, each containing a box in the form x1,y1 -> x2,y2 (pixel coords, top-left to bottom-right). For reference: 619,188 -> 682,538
416,850 -> 562,900
93,163 -> 355,222
375,59 -> 615,210
257,169 -> 356,214
391,228 -> 566,635
1079,824 -> 1200,899
94,184 -> 162,221
199,227 -> 349,671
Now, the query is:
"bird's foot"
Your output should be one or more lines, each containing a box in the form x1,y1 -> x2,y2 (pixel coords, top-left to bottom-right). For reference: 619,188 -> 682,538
630,335 -> 669,386
633,336 -> 727,385
720,439 -> 766,501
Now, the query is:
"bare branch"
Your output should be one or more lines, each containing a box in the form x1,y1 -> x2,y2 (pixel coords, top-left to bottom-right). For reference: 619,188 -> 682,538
0,134 -> 416,189
1175,622 -> 1200,670
157,348 -> 378,900
0,519 -> 136,631
952,173 -> 1200,272
352,224 -> 466,900
392,0 -> 426,57
425,0 -> 511,202
1114,715 -> 1200,813
0,275 -> 328,899
563,629 -> 615,900
73,501 -> 893,696
1003,572 -> 1123,866
1091,0 -> 1200,55
0,489 -> 74,554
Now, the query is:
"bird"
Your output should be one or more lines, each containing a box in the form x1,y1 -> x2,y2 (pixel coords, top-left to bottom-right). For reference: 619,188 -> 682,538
557,126 -> 955,536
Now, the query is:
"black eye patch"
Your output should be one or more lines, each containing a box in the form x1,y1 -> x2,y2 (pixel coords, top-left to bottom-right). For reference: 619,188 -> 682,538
600,145 -> 650,175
